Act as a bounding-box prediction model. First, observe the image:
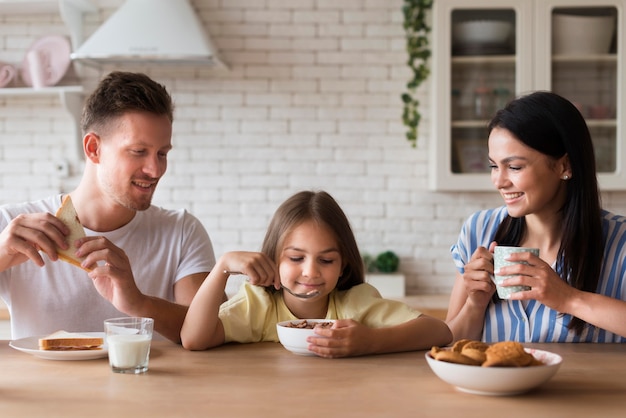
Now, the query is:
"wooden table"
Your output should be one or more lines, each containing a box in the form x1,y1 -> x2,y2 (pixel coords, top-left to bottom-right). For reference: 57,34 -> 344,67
0,340 -> 624,417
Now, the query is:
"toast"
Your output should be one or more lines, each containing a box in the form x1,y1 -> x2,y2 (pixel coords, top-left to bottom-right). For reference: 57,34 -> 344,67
55,195 -> 90,271
38,330 -> 104,351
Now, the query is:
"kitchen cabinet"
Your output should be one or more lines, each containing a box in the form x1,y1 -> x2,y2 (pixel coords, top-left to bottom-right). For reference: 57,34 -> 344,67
430,0 -> 626,191
0,0 -> 96,160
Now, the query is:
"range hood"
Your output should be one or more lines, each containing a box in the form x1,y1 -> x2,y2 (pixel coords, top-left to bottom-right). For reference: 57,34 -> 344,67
71,0 -> 225,68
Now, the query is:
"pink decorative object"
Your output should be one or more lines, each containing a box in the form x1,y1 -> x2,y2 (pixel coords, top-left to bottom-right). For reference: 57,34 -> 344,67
20,35 -> 71,88
0,62 -> 17,88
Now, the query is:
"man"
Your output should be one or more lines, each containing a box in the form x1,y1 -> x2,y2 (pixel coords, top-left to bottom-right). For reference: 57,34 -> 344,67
0,72 -> 215,342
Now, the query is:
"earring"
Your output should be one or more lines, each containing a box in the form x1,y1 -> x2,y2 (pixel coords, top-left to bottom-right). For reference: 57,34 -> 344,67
562,175 -> 569,180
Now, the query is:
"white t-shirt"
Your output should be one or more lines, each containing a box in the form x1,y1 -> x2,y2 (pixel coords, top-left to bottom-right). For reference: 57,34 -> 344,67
0,195 -> 215,339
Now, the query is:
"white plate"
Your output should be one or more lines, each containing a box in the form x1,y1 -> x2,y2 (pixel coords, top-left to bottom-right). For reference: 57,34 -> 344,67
425,347 -> 562,396
9,332 -> 108,361
20,35 -> 71,87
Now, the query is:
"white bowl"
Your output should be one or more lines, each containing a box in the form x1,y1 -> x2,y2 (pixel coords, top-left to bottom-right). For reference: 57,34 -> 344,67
425,347 -> 562,396
552,13 -> 615,55
452,20 -> 513,46
276,319 -> 335,356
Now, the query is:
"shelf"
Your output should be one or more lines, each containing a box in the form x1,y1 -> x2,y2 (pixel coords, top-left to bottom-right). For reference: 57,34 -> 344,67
451,119 -> 617,129
0,85 -> 83,96
452,55 -> 516,64
552,54 -> 617,63
0,1 -> 95,161
586,119 -> 617,128
451,120 -> 490,128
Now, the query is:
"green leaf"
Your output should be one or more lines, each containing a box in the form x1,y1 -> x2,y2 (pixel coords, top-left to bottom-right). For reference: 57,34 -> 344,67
376,251 -> 400,273
401,0 -> 432,147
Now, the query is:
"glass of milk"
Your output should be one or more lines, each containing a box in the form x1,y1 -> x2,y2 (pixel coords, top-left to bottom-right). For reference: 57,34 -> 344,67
104,317 -> 154,374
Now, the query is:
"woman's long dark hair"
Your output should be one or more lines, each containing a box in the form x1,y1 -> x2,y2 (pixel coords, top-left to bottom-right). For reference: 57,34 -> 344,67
489,91 -> 603,334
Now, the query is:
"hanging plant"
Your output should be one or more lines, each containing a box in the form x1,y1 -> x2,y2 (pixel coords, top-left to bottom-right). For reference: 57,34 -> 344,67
401,0 -> 433,147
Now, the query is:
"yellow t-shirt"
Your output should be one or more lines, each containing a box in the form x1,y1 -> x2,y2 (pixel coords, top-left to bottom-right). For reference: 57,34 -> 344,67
219,282 -> 422,343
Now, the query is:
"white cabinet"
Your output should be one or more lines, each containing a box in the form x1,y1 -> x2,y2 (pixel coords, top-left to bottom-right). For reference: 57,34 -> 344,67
430,0 -> 626,191
0,0 -> 96,160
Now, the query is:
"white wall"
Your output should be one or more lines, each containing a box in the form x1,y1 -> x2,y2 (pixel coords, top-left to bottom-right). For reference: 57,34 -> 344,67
1,0 -> 625,295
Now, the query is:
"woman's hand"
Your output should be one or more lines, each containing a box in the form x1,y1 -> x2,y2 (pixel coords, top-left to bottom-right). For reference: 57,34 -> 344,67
498,251 -> 575,311
446,242 -> 498,342
460,243 -> 497,309
502,251 -> 626,338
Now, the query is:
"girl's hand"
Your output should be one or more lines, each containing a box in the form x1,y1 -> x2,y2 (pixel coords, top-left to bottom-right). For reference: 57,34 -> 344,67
219,251 -> 280,290
460,243 -> 497,309
305,319 -> 369,358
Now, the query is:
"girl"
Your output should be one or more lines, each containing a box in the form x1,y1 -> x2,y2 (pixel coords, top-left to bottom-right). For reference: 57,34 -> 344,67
182,190 -> 452,357
447,91 -> 626,343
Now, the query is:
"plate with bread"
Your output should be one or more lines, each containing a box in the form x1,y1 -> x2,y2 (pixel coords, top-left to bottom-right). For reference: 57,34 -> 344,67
10,330 -> 108,360
426,340 -> 562,396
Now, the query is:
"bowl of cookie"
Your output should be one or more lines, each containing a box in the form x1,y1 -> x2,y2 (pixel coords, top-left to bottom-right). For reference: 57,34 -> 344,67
276,319 -> 335,356
426,340 -> 562,396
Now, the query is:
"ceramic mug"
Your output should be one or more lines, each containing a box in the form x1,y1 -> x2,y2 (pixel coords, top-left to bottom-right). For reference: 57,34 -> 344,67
493,246 -> 539,299
0,62 -> 16,88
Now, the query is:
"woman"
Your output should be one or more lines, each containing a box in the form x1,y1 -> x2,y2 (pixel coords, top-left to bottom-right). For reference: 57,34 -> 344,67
446,91 -> 626,343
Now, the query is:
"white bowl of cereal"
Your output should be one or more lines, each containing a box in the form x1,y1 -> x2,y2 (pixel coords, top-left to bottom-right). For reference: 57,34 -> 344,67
425,340 -> 562,396
276,319 -> 335,356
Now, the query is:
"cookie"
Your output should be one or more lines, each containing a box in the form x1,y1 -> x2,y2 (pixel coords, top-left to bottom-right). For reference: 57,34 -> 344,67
482,341 -> 535,367
451,338 -> 473,353
459,341 -> 489,363
431,340 -> 543,367
434,350 -> 482,366
429,346 -> 442,358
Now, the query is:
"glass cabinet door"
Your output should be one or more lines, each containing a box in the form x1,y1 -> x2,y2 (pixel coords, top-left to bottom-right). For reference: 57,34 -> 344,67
535,1 -> 624,190
450,8 -> 516,174
430,0 -> 533,190
431,0 -> 626,191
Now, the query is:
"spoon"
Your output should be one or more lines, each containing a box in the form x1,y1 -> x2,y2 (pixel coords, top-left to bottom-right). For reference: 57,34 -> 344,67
223,270 -> 321,299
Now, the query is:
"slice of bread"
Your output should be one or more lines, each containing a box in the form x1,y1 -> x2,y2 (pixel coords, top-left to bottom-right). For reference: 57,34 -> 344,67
38,330 -> 104,351
55,195 -> 90,271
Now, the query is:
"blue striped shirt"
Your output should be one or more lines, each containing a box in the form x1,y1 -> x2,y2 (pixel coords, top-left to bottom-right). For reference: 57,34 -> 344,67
451,206 -> 626,343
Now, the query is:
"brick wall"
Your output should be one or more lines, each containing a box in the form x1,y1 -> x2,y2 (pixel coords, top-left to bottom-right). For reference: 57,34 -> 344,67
1,0 -> 625,295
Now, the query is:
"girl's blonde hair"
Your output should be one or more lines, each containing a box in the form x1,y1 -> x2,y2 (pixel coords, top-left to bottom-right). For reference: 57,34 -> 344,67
261,190 -> 364,290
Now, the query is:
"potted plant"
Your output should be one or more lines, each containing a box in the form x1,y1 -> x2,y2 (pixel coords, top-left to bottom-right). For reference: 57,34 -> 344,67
362,251 -> 405,298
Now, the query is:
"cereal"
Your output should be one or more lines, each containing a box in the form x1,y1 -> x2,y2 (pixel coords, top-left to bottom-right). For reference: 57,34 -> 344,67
430,340 -> 544,368
283,320 -> 334,329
